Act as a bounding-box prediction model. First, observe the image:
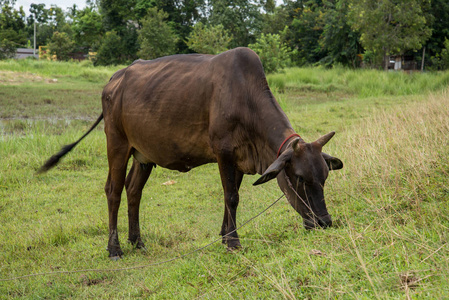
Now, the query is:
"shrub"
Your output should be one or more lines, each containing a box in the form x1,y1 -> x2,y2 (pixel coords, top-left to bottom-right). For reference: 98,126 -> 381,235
186,23 -> 232,54
94,31 -> 124,66
0,39 -> 16,59
248,32 -> 291,73
439,38 -> 449,70
47,32 -> 75,61
137,8 -> 178,60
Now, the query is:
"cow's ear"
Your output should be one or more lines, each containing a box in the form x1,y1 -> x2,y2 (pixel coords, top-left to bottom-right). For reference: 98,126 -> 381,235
322,152 -> 343,171
253,150 -> 292,186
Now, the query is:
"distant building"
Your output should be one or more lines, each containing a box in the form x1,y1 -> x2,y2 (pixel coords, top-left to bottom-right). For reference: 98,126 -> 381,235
388,55 -> 417,71
15,47 -> 88,61
15,48 -> 39,59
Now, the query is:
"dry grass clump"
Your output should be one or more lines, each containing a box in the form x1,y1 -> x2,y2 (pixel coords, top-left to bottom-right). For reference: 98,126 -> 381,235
342,89 -> 448,203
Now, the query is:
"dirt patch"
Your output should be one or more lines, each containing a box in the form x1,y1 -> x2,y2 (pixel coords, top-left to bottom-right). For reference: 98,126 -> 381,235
0,71 -> 58,85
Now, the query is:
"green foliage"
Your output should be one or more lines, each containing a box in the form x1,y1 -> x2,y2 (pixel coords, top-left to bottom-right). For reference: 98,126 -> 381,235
71,6 -> 104,49
186,22 -> 232,54
249,30 -> 291,73
0,38 -> 16,59
208,0 -> 262,48
94,31 -> 125,66
154,0 -> 206,53
348,0 -> 432,70
47,31 -> 75,61
137,7 -> 178,59
440,39 -> 449,70
2,0 -> 449,69
99,0 -> 136,33
97,0 -> 140,62
0,1 -> 27,56
260,4 -> 290,36
319,0 -> 361,68
28,3 -> 49,23
431,38 -> 449,70
288,0 -> 326,65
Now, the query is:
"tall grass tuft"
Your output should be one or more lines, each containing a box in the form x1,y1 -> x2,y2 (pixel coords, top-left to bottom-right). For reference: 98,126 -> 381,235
268,67 -> 449,97
0,59 -> 123,84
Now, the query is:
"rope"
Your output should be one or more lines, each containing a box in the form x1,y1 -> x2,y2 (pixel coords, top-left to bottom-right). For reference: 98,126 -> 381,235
0,194 -> 285,282
277,133 -> 301,158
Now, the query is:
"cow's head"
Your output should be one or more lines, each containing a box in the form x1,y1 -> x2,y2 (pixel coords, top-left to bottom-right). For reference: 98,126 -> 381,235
253,132 -> 343,229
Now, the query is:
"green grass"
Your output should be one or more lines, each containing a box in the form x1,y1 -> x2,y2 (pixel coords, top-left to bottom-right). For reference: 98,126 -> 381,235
269,66 -> 449,97
1,62 -> 448,299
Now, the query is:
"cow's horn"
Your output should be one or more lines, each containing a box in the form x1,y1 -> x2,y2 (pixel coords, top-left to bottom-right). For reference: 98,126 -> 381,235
315,131 -> 335,147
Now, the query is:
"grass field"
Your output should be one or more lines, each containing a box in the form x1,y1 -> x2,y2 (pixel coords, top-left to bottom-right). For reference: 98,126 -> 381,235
1,59 -> 448,299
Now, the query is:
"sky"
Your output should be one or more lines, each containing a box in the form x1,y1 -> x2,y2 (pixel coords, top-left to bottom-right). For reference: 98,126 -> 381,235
15,0 -> 87,15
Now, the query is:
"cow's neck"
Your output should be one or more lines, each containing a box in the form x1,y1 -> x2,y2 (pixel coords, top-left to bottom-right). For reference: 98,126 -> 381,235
251,97 -> 301,174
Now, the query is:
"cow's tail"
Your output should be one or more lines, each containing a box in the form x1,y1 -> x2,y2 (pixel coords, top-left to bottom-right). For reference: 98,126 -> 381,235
36,113 -> 104,174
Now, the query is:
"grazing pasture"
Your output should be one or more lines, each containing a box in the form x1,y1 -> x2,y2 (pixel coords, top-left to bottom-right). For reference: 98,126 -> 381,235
0,59 -> 448,299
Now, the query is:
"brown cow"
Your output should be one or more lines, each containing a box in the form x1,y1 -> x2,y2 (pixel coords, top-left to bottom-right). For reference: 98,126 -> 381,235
39,47 -> 343,258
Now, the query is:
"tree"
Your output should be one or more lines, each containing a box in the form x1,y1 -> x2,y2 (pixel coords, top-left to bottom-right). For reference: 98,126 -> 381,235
319,0 -> 361,67
439,38 -> 449,70
260,4 -> 290,36
248,29 -> 291,73
154,0 -> 206,52
348,0 -> 432,70
94,31 -> 125,65
99,0 -> 136,34
186,22 -> 232,54
0,39 -> 16,59
0,1 -> 27,57
47,31 -> 75,61
71,6 -> 104,50
288,0 -> 327,66
137,8 -> 178,59
423,0 -> 449,69
208,0 -> 263,48
98,0 -> 139,63
26,4 -> 62,48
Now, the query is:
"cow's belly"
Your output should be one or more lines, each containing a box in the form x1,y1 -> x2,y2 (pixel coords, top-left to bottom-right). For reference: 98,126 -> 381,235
125,119 -> 217,172
133,147 -> 216,172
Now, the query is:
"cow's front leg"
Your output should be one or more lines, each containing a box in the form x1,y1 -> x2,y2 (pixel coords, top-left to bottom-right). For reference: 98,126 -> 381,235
217,155 -> 244,250
125,160 -> 153,249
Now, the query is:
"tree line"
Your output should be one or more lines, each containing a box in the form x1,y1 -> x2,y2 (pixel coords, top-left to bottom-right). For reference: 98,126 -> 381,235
1,0 -> 449,72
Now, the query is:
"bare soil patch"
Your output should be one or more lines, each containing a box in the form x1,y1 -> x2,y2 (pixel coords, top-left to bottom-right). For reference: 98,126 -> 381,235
0,71 -> 57,85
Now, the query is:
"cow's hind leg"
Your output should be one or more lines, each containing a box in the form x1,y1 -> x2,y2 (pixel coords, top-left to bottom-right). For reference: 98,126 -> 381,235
125,158 -> 153,249
217,155 -> 244,250
104,136 -> 131,259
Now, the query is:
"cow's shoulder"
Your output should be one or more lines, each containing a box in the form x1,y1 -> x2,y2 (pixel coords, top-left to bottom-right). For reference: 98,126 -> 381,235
214,47 -> 263,72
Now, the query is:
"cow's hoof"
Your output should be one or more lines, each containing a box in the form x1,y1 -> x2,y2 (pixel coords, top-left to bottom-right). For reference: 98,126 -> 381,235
226,245 -> 242,253
129,238 -> 146,250
109,255 -> 121,261
136,240 -> 146,250
226,239 -> 242,252
107,247 -> 124,259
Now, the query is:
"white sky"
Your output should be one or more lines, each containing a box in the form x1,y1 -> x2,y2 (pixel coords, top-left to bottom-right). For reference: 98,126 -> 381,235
15,0 -> 87,15
15,0 -> 284,16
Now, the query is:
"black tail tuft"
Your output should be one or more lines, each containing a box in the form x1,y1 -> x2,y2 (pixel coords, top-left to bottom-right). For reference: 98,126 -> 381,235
36,142 -> 78,174
36,113 -> 104,175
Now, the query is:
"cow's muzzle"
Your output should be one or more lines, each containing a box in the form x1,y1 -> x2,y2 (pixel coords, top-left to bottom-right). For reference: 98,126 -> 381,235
303,214 -> 332,229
